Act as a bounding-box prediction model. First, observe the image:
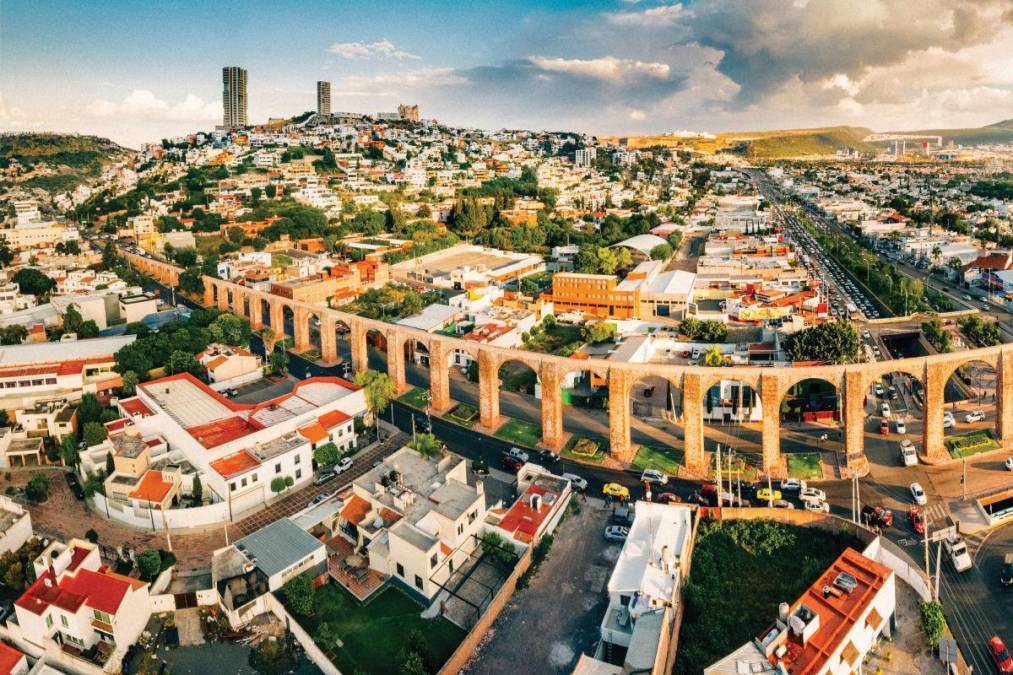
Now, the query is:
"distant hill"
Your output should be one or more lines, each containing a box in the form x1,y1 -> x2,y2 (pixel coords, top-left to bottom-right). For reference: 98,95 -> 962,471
889,118 -> 1013,146
0,133 -> 132,194
599,126 -> 876,158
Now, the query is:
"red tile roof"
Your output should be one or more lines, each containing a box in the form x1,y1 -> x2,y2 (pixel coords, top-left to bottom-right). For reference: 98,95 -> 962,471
318,409 -> 351,429
16,565 -> 132,616
498,483 -> 560,541
340,495 -> 371,525
128,470 -> 175,504
0,643 -> 25,675
67,546 -> 90,572
187,416 -> 258,449
210,450 -> 260,479
298,422 -> 328,444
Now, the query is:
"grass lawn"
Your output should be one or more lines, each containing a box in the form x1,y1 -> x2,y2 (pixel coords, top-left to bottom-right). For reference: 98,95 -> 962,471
786,452 -> 823,480
524,324 -> 585,356
561,435 -> 606,464
300,348 -> 321,361
632,446 -> 683,474
945,430 -> 1000,459
499,363 -> 537,394
718,453 -> 760,482
398,387 -> 431,409
494,418 -> 542,447
293,584 -> 464,675
675,520 -> 862,674
445,403 -> 478,428
195,234 -> 225,258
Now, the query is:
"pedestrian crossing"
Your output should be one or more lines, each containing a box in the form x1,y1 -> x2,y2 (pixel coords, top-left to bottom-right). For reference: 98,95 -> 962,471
921,503 -> 949,526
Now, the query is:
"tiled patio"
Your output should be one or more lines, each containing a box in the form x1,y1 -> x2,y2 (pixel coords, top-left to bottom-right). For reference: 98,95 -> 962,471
326,535 -> 387,601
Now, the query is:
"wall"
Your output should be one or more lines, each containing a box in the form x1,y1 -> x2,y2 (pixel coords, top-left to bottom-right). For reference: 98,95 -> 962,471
862,536 -> 931,602
265,593 -> 341,675
90,493 -> 233,531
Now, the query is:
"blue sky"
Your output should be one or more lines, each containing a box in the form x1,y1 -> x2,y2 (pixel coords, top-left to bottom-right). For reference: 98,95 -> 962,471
3,0 -> 1013,147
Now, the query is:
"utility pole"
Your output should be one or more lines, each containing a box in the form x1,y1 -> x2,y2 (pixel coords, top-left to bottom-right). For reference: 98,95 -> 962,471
715,445 -> 722,508
961,457 -> 967,501
934,540 -> 943,602
924,517 -> 932,600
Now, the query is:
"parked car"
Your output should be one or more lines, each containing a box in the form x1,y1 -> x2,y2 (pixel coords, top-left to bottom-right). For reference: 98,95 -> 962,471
895,419 -> 906,434
771,499 -> 795,510
65,472 -> 85,500
309,493 -> 329,507
943,411 -> 956,428
333,457 -> 353,475
989,636 -> 1013,673
507,446 -> 529,463
964,410 -> 986,423
537,449 -> 560,464
944,536 -> 972,572
873,383 -> 885,397
640,469 -> 668,485
1006,456 -> 1013,472
803,500 -> 829,513
1000,555 -> 1013,588
757,488 -> 782,502
500,455 -> 524,473
861,505 -> 894,528
472,458 -> 490,475
604,526 -> 629,543
602,483 -> 630,499
880,403 -> 891,418
908,507 -> 925,534
799,487 -> 827,504
612,504 -> 635,526
888,387 -> 899,401
780,478 -> 807,492
313,470 -> 335,486
879,420 -> 889,435
910,482 -> 927,505
655,492 -> 681,504
561,472 -> 588,492
900,440 -> 917,467
697,483 -> 742,506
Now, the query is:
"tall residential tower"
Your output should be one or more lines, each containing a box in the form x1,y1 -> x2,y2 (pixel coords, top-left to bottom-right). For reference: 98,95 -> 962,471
222,66 -> 248,128
317,81 -> 331,115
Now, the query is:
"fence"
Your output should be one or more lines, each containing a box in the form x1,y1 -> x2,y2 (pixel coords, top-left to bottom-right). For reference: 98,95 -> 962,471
862,536 -> 932,602
265,593 -> 341,675
90,493 -> 231,531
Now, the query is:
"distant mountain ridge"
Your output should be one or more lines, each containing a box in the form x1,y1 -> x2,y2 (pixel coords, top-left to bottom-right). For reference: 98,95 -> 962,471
0,133 -> 132,194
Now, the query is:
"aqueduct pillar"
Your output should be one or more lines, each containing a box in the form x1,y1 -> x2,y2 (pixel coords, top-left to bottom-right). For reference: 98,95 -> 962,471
428,340 -> 452,413
349,321 -> 368,374
293,309 -> 311,353
842,369 -> 866,472
386,330 -> 408,395
539,362 -> 565,450
759,372 -> 783,473
248,294 -> 263,330
998,347 -> 1013,448
320,317 -> 338,365
269,302 -> 284,340
682,372 -> 706,474
923,362 -> 948,462
608,368 -> 633,462
477,350 -> 500,430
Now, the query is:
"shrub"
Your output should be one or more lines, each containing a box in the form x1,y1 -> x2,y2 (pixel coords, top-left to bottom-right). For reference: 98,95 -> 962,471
25,474 -> 50,503
282,573 -> 315,617
920,601 -> 946,647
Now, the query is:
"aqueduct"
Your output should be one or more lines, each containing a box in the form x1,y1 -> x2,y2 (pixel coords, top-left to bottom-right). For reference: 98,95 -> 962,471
126,252 -> 1013,477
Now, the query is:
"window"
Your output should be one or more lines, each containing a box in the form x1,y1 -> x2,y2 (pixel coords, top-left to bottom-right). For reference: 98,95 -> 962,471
295,454 -> 301,465
295,468 -> 302,480
241,478 -> 247,488
338,428 -> 344,437
275,463 -> 282,474
449,558 -> 454,573
620,595 -> 631,607
396,562 -> 404,577
93,610 -> 112,624
414,574 -> 423,590
46,614 -> 53,628
230,482 -> 237,492
61,614 -> 69,627
468,510 -> 477,524
457,524 -> 464,536
252,474 -> 258,483
430,553 -> 437,568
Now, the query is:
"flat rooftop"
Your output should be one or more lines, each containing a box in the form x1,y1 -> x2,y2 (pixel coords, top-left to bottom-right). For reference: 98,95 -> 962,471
0,335 -> 135,366
234,518 -> 323,579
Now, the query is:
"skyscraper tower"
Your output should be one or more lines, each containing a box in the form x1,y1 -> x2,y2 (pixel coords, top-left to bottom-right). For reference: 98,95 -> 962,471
222,66 -> 248,128
317,81 -> 331,116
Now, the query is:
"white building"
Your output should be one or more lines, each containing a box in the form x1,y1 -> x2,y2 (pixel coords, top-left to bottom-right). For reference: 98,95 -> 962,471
0,283 -> 35,315
0,495 -> 33,556
575,148 -> 597,168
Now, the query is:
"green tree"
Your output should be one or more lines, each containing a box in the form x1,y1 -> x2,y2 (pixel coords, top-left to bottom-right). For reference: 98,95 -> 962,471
354,371 -> 395,440
120,370 -> 139,396
78,320 -> 99,338
282,572 -> 316,617
106,451 -> 115,474
167,350 -> 206,379
76,393 -> 103,427
0,235 -> 13,268
582,322 -> 616,344
650,242 -> 673,260
59,436 -> 79,466
265,184 -> 277,199
270,477 -> 289,493
85,529 -> 99,544
12,268 -> 56,297
100,241 -> 117,270
703,345 -> 726,367
25,474 -> 50,503
784,321 -> 860,364
82,422 -> 107,448
0,325 -> 27,345
137,549 -> 163,581
268,350 -> 288,375
410,432 -> 444,459
177,269 -> 204,296
191,474 -> 203,504
248,635 -> 296,675
250,187 -> 262,206
919,601 -> 946,647
208,313 -> 250,345
313,442 -> 341,467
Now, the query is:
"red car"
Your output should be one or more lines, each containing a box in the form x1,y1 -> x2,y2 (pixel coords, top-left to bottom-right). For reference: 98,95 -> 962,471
989,636 -> 1013,673
908,507 -> 925,535
879,421 -> 889,434
500,455 -> 524,473
656,492 -> 681,504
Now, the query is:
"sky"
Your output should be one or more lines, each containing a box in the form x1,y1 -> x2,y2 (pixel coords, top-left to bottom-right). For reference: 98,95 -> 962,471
2,0 -> 1013,148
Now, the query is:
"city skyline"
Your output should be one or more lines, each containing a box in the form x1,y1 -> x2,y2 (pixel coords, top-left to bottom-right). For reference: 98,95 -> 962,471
2,0 -> 1013,147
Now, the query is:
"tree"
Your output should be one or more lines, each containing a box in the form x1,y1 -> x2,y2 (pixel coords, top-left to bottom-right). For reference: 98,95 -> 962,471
82,422 -> 108,448
282,572 -> 316,617
919,601 -> 946,647
0,235 -> 13,267
191,474 -> 203,504
703,345 -> 725,367
84,529 -> 99,544
120,370 -> 139,396
12,268 -> 56,297
582,322 -> 616,344
0,410 -> 7,427
137,549 -> 163,581
354,371 -> 395,439
572,243 -> 599,274
61,304 -> 85,335
265,184 -> 277,199
0,325 -> 27,345
78,320 -> 99,339
270,477 -> 289,493
268,350 -> 288,376
313,442 -> 341,467
250,186 -> 262,206
76,394 -> 103,427
650,242 -> 673,260
106,451 -> 115,474
784,321 -> 860,364
100,241 -> 117,270
171,247 -> 199,268
208,313 -> 250,346
410,433 -> 443,459
25,474 -> 50,503
167,350 -> 206,379
60,435 -> 79,466
177,268 -> 204,296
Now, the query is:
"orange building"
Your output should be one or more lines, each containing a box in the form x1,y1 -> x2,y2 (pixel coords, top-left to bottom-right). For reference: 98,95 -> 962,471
548,273 -> 639,320
270,274 -> 341,304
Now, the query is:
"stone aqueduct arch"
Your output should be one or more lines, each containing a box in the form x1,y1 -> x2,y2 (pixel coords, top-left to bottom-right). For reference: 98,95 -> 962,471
126,252 -> 1013,476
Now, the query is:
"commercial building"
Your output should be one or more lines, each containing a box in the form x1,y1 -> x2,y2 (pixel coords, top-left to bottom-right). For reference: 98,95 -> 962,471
117,293 -> 157,325
575,148 -> 597,168
394,244 -> 544,290
549,273 -> 639,320
705,548 -> 895,675
222,66 -> 248,129
1,224 -> 72,251
316,81 -> 331,115
397,104 -> 420,122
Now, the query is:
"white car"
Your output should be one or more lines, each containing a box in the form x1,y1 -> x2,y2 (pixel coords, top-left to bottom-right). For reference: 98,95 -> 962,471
943,411 -> 955,429
1006,457 -> 1013,472
895,419 -> 906,435
880,403 -> 891,418
333,457 -> 354,475
910,482 -> 927,506
604,526 -> 629,543
507,446 -> 529,463
640,469 -> 668,485
561,473 -> 588,491
873,383 -> 884,397
964,410 -> 986,424
799,487 -> 827,504
780,478 -> 807,492
803,499 -> 830,513
944,536 -> 972,573
899,440 -> 917,467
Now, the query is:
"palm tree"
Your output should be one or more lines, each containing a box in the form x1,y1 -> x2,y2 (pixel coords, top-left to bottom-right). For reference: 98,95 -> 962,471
354,371 -> 395,441
410,432 -> 443,459
257,327 -> 279,355
703,345 -> 725,367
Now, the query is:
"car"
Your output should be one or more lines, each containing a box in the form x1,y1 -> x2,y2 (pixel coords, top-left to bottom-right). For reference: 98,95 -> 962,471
879,420 -> 889,435
989,636 -> 1013,673
900,440 -> 918,467
642,386 -> 655,398
500,455 -> 524,472
640,469 -> 668,485
873,383 -> 884,397
561,472 -> 588,492
757,488 -> 782,502
963,294 -> 973,302
655,492 -> 682,504
964,410 -> 986,423
863,330 -> 872,340
944,536 -> 972,572
880,403 -> 891,418
507,447 -> 529,463
861,505 -> 894,528
333,457 -> 353,475
537,449 -> 560,464
309,493 -> 329,507
612,503 -> 635,526
895,419 -> 906,434
696,483 -> 741,506
780,478 -> 807,492
313,470 -> 335,486
910,482 -> 927,505
1000,556 -> 1013,588
943,411 -> 955,428
799,487 -> 827,504
888,386 -> 898,400
602,483 -> 630,499
803,500 -> 830,513
908,507 -> 925,534
1006,456 -> 1013,471
604,526 -> 629,543
771,499 -> 795,510
64,472 -> 85,500
472,458 -> 490,475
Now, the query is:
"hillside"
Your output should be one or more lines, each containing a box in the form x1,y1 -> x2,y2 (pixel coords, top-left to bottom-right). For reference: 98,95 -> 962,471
598,126 -> 877,158
891,118 -> 1013,146
0,133 -> 132,193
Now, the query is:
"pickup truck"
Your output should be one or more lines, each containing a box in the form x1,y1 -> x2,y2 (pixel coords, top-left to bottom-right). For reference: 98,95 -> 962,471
944,536 -> 973,573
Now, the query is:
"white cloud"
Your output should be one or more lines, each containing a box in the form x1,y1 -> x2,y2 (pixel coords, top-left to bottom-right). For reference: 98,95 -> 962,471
340,68 -> 466,89
629,109 -> 647,120
81,90 -> 220,122
327,38 -> 420,60
608,3 -> 683,26
529,56 -> 670,83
